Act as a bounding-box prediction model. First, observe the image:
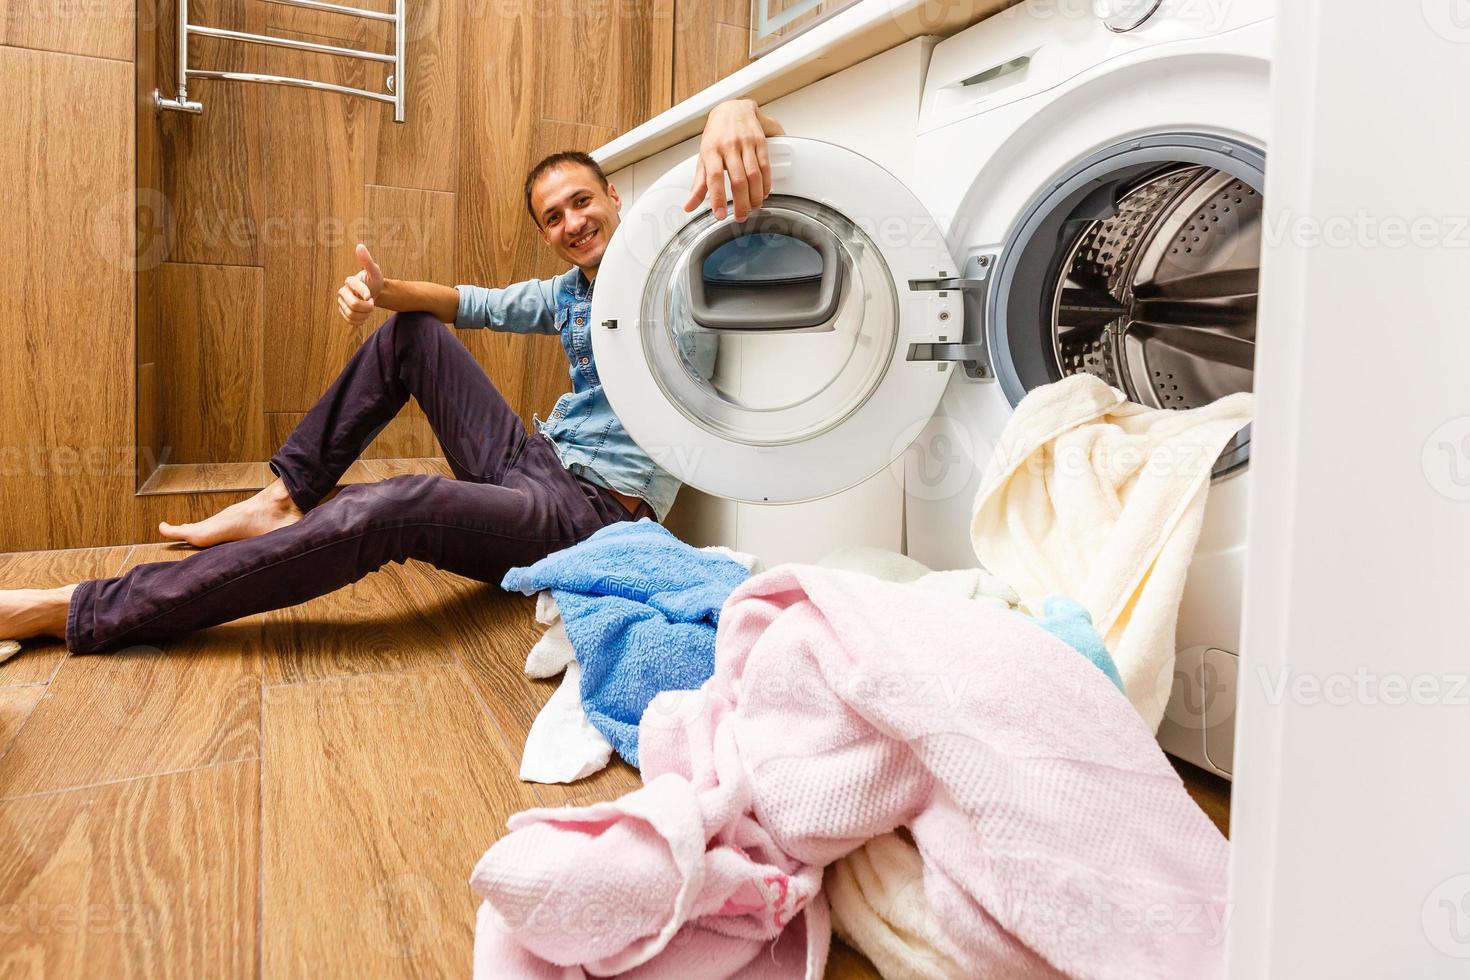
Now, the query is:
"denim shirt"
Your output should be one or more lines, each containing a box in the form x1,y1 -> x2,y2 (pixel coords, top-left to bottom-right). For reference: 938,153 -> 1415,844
456,268 -> 680,522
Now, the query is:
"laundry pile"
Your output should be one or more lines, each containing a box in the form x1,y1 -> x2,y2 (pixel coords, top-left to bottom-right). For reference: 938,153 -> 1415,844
812,544 -> 1122,693
501,519 -> 756,775
972,374 -> 1253,728
472,375 -> 1252,978
507,532 -> 1119,784
471,563 -> 1230,978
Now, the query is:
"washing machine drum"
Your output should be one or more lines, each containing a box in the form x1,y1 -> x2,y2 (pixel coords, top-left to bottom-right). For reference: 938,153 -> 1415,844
988,135 -> 1264,474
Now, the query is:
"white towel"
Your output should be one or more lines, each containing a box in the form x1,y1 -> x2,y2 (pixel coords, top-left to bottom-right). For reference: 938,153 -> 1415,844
825,832 -> 970,980
814,545 -> 1017,610
518,591 -> 614,784
518,545 -> 762,784
523,592 -> 574,679
970,374 -> 1253,729
519,660 -> 615,784
0,640 -> 19,665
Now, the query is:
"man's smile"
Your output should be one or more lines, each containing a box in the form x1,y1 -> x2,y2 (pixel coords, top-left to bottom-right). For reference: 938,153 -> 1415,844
568,227 -> 599,251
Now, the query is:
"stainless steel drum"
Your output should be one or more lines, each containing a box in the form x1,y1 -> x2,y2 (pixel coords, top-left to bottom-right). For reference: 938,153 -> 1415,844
987,135 -> 1266,477
1052,164 -> 1260,413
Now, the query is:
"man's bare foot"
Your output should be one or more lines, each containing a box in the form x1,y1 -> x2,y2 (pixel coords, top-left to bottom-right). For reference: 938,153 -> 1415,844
0,584 -> 76,642
159,477 -> 305,548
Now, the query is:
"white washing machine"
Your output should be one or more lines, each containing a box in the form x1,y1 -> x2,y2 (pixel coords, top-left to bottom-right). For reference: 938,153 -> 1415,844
592,0 -> 1273,777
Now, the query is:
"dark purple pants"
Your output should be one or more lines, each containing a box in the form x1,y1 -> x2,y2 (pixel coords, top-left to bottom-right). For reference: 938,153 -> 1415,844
66,312 -> 651,653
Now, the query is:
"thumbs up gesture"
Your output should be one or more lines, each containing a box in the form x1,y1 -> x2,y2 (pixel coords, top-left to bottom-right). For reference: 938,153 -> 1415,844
337,243 -> 385,325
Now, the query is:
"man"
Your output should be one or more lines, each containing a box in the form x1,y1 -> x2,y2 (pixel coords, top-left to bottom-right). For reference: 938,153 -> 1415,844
0,99 -> 785,653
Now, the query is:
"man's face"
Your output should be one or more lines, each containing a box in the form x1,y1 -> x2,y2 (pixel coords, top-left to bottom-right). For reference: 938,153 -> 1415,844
531,164 -> 622,275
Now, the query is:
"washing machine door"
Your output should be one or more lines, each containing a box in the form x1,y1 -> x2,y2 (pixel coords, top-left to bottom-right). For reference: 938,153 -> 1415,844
591,137 -> 964,504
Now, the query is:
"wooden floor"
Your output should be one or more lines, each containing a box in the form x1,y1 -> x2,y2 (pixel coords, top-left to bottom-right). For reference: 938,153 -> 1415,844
0,538 -> 1227,978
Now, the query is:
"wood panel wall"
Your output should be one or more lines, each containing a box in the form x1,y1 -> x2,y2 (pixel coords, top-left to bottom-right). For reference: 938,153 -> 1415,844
0,7 -> 136,552
676,0 -> 754,103
0,0 -> 751,553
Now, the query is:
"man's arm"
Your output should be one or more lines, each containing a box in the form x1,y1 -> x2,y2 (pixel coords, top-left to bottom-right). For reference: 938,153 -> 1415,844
336,244 -> 556,333
685,99 -> 785,222
377,278 -> 460,323
453,280 -> 558,334
338,244 -> 459,324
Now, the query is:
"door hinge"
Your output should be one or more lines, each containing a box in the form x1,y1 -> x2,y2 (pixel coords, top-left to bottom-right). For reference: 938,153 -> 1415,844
907,276 -> 987,292
905,252 -> 997,381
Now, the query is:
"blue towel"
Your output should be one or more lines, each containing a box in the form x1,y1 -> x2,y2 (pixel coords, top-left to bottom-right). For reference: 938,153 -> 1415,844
1024,595 -> 1123,691
501,519 -> 750,768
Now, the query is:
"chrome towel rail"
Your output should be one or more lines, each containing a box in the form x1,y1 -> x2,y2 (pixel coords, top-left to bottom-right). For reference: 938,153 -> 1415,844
155,0 -> 406,122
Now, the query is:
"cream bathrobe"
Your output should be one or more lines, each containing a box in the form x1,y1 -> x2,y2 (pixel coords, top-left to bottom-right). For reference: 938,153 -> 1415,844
971,374 -> 1253,731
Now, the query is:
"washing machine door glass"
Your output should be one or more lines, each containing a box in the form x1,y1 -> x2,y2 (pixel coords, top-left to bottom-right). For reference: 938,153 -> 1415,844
592,137 -> 962,504
640,199 -> 898,447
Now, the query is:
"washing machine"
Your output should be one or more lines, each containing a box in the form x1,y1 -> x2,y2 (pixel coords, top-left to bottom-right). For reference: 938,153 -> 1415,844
592,0 -> 1273,777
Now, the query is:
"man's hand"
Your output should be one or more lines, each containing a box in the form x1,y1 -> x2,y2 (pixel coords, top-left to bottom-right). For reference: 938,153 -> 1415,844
338,243 -> 385,325
684,99 -> 785,222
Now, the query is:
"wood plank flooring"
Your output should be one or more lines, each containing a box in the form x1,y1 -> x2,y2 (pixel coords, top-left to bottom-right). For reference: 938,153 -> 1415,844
0,538 -> 1230,976
136,457 -> 446,496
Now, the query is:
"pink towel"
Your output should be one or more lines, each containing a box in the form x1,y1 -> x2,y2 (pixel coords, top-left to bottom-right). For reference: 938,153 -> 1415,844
472,565 -> 1229,979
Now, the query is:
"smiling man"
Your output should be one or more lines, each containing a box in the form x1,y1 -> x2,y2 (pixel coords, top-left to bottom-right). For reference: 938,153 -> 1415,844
0,99 -> 784,654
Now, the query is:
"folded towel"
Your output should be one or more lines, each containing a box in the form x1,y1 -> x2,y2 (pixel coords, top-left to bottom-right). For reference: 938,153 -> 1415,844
0,640 -> 19,665
971,374 -> 1252,729
501,519 -> 752,768
472,564 -> 1229,979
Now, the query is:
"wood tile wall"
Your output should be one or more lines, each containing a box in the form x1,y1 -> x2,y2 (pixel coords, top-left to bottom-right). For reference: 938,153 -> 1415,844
0,30 -> 135,552
676,0 -> 754,103
0,0 -> 752,552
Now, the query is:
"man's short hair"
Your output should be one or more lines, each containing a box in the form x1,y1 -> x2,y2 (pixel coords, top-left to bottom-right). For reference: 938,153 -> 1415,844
524,151 -> 609,226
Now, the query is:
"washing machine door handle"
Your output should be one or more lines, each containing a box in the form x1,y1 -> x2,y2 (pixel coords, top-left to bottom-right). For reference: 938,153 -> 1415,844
905,251 -> 997,382
683,212 -> 846,332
